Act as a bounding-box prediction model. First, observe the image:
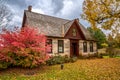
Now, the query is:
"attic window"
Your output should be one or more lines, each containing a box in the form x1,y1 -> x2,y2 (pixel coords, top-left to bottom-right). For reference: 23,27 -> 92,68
72,28 -> 76,36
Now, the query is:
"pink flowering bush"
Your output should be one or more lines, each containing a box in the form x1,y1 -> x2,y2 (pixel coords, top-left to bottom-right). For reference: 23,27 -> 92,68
0,26 -> 50,69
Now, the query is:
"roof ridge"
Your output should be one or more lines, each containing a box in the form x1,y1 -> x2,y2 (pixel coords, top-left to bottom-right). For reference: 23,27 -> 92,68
25,10 -> 71,21
63,20 -> 74,26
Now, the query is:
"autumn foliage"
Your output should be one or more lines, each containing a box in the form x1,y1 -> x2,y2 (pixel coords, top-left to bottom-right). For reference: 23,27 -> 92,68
0,26 -> 50,69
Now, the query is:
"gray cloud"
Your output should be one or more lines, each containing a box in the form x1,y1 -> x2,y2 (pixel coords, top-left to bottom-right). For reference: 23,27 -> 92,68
56,0 -> 84,19
7,0 -> 27,10
52,0 -> 64,14
4,0 -> 89,28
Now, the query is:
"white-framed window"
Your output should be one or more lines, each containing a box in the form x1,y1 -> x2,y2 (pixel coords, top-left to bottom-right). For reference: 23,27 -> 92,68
83,42 -> 87,52
90,42 -> 93,52
58,40 -> 64,53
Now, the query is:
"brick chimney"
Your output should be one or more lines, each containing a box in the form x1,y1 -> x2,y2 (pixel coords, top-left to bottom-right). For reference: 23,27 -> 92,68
28,5 -> 32,12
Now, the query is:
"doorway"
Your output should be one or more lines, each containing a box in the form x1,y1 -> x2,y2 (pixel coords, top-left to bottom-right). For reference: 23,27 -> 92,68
70,39 -> 79,57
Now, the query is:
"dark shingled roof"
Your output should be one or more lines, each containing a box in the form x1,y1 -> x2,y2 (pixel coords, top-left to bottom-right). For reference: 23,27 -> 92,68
23,10 -> 95,40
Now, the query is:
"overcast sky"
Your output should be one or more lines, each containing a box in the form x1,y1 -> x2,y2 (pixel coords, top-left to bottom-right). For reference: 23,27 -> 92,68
5,0 -> 89,28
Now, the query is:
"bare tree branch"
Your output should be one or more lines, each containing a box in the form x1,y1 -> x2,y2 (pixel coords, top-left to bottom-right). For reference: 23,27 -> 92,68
0,0 -> 12,28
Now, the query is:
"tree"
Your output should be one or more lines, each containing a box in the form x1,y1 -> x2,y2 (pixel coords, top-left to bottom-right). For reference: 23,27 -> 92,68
0,0 -> 12,28
107,33 -> 120,48
0,26 -> 50,69
81,0 -> 120,36
87,27 -> 107,49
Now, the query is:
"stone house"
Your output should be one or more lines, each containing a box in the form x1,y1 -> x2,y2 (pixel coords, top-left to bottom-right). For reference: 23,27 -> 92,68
22,6 -> 97,57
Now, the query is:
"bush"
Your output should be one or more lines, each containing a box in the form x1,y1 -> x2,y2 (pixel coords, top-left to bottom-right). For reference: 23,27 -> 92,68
64,55 -> 71,63
97,54 -> 103,58
46,55 -> 64,65
70,57 -> 78,63
46,55 -> 77,65
0,26 -> 50,69
0,61 -> 11,70
106,47 -> 120,58
0,51 -> 13,69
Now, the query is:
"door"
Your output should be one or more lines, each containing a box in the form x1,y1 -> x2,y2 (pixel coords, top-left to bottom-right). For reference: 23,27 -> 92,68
70,39 -> 79,57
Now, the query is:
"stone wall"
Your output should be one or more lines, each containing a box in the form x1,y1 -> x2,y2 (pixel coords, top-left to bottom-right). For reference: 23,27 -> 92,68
48,38 -> 97,57
48,38 -> 70,56
93,42 -> 97,53
79,40 -> 97,56
79,40 -> 84,55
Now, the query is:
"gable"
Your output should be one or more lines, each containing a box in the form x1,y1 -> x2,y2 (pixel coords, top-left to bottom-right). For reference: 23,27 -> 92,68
65,20 -> 85,39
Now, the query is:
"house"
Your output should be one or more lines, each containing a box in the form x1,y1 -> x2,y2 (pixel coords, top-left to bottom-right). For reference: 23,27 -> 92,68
22,6 -> 97,57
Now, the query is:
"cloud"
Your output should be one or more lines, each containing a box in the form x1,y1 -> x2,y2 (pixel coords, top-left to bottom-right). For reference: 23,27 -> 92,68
7,0 -> 27,10
56,0 -> 84,19
34,0 -> 53,15
5,0 -> 89,28
52,0 -> 64,14
32,8 -> 44,14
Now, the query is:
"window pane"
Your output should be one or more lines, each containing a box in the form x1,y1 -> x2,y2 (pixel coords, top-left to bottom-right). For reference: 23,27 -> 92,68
83,42 -> 87,52
90,42 -> 93,52
72,28 -> 76,36
59,47 -> 63,52
58,40 -> 64,53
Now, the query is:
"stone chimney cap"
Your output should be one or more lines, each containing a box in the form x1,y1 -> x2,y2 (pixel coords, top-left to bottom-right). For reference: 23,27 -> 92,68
28,5 -> 32,12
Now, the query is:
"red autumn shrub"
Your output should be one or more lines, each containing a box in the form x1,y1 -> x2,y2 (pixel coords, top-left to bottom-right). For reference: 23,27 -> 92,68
0,26 -> 50,68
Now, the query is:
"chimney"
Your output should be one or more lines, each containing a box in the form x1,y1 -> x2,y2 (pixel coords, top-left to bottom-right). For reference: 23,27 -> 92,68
28,5 -> 32,12
75,18 -> 79,22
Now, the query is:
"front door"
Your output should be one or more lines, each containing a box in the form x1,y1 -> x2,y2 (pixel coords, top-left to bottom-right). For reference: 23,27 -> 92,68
70,39 -> 79,57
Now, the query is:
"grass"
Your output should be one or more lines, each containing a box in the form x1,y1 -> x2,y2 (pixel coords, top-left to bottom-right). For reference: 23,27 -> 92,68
116,56 -> 120,58
103,56 -> 110,58
103,56 -> 120,58
0,58 -> 120,80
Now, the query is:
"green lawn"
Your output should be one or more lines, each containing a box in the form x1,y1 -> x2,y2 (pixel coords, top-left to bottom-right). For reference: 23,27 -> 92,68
103,56 -> 120,58
0,58 -> 120,80
116,56 -> 120,58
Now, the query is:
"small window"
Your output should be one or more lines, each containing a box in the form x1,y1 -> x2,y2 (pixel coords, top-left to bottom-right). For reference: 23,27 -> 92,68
83,42 -> 87,52
90,42 -> 93,52
58,40 -> 64,53
47,39 -> 52,53
72,28 -> 76,36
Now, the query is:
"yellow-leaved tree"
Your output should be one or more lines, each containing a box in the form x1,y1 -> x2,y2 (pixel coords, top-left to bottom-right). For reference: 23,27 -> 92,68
81,0 -> 120,47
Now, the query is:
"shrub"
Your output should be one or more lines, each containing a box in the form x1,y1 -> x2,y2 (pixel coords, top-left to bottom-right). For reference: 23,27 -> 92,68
97,54 -> 103,58
46,55 -> 77,65
0,26 -> 50,68
0,49 -> 14,69
64,55 -> 71,63
70,57 -> 78,63
106,47 -> 120,58
0,61 -> 11,70
46,55 -> 64,65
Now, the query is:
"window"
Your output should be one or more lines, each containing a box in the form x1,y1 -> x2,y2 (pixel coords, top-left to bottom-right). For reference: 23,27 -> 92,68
83,42 -> 87,52
90,42 -> 93,52
58,40 -> 64,53
47,39 -> 52,53
72,28 -> 76,36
